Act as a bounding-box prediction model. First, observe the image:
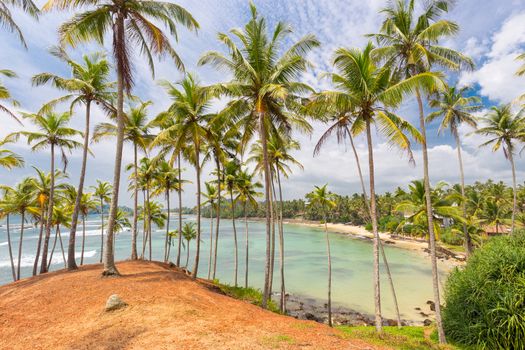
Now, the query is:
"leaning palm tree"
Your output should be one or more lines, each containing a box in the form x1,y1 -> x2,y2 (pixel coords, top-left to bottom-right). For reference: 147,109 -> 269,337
428,85 -> 481,255
0,0 -> 38,47
32,47 -> 114,270
370,1 -> 473,341
152,73 -> 212,279
199,3 -> 319,306
93,101 -> 154,260
0,134 -> 24,169
306,185 -> 336,327
322,42 -> 441,331
475,105 -> 525,234
91,180 -> 112,263
12,111 -> 82,274
44,0 -> 199,276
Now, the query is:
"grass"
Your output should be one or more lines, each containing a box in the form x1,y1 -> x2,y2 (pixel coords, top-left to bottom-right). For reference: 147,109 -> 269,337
260,334 -> 295,348
337,326 -> 463,350
215,282 -> 281,313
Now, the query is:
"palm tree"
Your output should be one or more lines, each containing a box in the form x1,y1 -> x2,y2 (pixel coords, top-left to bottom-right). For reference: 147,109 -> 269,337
370,1 -> 473,341
235,169 -> 262,289
181,222 -> 197,269
93,101 -> 154,260
134,157 -> 156,260
480,198 -> 510,235
323,42 -> 441,331
475,105 -> 525,234
152,73 -> 212,279
224,159 -> 241,286
78,193 -> 97,265
0,69 -> 23,124
306,185 -> 336,327
32,48 -> 114,270
91,180 -> 112,263
47,204 -> 71,269
0,0 -> 38,47
428,86 -> 481,256
45,0 -> 199,277
12,111 -> 82,274
199,3 -> 319,306
202,181 -> 218,279
0,188 -> 17,281
0,134 -> 24,169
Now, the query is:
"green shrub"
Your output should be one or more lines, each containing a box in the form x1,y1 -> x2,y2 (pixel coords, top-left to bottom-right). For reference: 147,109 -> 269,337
440,228 -> 463,246
364,223 -> 372,231
217,283 -> 280,313
443,233 -> 525,349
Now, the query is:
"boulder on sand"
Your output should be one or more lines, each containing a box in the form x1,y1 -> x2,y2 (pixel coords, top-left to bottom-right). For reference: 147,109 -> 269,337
105,294 -> 128,311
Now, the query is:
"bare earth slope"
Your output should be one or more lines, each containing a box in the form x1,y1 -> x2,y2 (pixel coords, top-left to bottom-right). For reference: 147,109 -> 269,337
0,261 -> 385,350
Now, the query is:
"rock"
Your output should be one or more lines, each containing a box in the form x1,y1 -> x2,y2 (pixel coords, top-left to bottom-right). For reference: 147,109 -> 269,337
414,307 -> 421,311
384,240 -> 396,245
105,294 -> 127,311
423,319 -> 432,326
383,319 -> 398,326
426,300 -> 436,311
419,312 -> 429,317
305,312 -> 317,321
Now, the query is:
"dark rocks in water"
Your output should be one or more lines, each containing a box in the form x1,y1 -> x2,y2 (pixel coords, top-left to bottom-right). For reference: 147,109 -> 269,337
384,240 -> 396,245
419,312 -> 429,317
305,312 -> 318,321
423,319 -> 432,326
105,294 -> 127,311
426,300 -> 436,311
414,307 -> 421,311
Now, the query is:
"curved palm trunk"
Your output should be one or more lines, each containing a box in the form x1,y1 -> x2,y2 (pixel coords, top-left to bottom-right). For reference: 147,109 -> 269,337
57,225 -> 66,268
509,150 -> 517,234
213,158 -> 221,279
191,151 -> 202,279
324,213 -> 332,327
164,188 -> 171,262
40,144 -> 55,274
102,14 -> 125,276
67,99 -> 92,270
231,190 -> 238,286
6,214 -> 16,281
269,176 -> 276,298
16,211 -> 25,280
176,153 -> 183,266
48,225 -> 59,269
348,129 -> 401,327
276,167 -> 286,313
259,111 -> 272,308
99,198 -> 104,263
416,89 -> 446,343
365,119 -> 382,332
80,216 -> 86,265
207,203 -> 214,279
185,240 -> 190,268
455,133 -> 472,256
142,184 -> 150,259
131,143 -> 139,260
244,202 -> 249,288
32,206 -> 45,275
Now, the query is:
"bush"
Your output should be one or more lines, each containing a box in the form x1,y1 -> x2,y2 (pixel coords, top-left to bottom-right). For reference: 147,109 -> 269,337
443,233 -> 525,349
440,228 -> 463,246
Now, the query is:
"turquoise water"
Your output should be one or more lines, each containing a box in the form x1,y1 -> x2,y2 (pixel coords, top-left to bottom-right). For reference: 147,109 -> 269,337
0,214 -> 448,321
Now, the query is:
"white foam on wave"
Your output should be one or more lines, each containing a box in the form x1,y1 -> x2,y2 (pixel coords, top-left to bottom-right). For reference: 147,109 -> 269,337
0,242 -> 8,246
76,249 -> 97,258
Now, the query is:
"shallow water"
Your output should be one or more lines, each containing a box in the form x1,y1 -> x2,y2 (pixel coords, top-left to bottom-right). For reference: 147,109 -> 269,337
0,214 -> 449,321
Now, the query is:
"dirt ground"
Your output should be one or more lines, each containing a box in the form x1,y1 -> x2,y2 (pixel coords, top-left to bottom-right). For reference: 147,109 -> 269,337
0,261 -> 387,350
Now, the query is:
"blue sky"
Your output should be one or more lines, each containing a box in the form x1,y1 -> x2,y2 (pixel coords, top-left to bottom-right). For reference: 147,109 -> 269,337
1,0 -> 525,206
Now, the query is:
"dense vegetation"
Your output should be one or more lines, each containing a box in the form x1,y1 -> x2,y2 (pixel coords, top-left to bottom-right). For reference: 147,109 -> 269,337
0,0 -> 525,345
443,233 -> 525,349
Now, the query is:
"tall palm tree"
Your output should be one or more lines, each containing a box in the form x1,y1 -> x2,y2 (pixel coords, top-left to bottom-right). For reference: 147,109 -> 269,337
0,134 -> 24,169
93,101 -> 154,260
45,0 -> 199,276
306,185 -> 336,327
475,105 -> 525,234
152,73 -> 212,279
0,187 -> 18,281
235,169 -> 262,289
199,3 -> 319,306
370,1 -> 473,341
0,0 -> 38,47
428,86 -> 481,255
322,42 -> 441,331
134,157 -> 156,260
91,180 -> 112,263
12,111 -> 82,273
47,204 -> 71,269
32,47 -> 114,270
202,181 -> 218,279
224,159 -> 241,286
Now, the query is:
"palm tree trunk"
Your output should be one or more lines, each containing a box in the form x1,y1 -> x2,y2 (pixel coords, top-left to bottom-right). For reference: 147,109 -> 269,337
67,99 -> 92,271
6,214 -> 16,282
348,128 -> 401,327
102,14 -> 125,277
40,143 -> 55,274
80,216 -> 86,265
244,202 -> 249,289
259,111 -> 272,308
416,88 -> 446,343
231,190 -> 239,286
455,132 -> 472,256
365,119 -> 382,333
269,176 -> 276,298
509,150 -> 517,234
17,211 -> 25,280
176,152 -> 183,266
186,240 -> 190,268
141,189 -> 146,259
48,225 -> 59,269
191,150 -> 202,279
32,206 -> 45,275
57,225 -> 66,268
142,184 -> 150,259
213,158 -> 221,279
164,188 -> 171,262
276,166 -> 286,313
207,203 -> 214,279
131,143 -> 139,260
324,213 -> 332,327
148,185 -> 152,261
99,199 -> 104,263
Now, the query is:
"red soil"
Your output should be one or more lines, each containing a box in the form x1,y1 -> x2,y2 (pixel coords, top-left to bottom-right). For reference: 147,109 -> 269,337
0,261 -> 387,349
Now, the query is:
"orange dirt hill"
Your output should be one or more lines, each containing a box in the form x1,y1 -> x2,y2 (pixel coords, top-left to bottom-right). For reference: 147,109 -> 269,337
0,260 -> 386,350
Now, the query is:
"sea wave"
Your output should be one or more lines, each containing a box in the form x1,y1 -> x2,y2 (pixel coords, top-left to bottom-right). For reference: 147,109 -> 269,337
0,249 -> 98,268
0,242 -> 7,246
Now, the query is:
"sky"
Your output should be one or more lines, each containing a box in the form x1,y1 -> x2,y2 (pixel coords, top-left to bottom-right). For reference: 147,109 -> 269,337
1,0 -> 525,207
